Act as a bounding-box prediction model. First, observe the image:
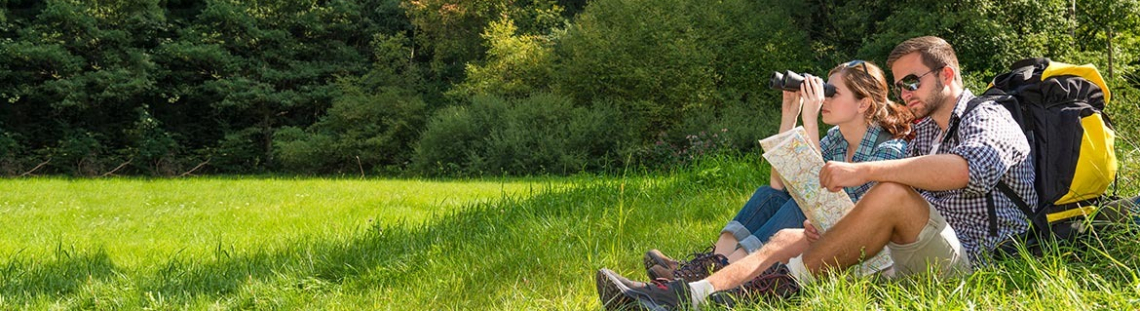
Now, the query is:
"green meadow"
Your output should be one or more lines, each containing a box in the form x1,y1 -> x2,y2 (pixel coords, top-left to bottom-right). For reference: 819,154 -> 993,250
2,157 -> 1140,310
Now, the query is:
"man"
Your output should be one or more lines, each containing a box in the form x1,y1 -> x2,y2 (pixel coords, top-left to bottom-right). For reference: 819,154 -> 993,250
595,36 -> 1036,310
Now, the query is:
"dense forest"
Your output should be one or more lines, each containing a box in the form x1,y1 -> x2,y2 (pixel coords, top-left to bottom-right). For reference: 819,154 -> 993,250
1,0 -> 1137,177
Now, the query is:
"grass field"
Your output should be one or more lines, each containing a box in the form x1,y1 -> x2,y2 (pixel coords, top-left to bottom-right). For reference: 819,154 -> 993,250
2,157 -> 1139,310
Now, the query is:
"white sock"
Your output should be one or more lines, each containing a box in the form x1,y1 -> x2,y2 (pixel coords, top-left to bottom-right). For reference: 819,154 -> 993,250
786,255 -> 815,284
688,280 -> 715,310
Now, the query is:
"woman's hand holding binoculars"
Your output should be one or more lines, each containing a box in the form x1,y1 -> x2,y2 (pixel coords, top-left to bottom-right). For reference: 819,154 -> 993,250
781,90 -> 802,125
800,75 -> 825,124
778,74 -> 826,128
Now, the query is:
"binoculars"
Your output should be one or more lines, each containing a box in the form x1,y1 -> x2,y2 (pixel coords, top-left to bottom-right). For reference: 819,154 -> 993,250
769,71 -> 836,97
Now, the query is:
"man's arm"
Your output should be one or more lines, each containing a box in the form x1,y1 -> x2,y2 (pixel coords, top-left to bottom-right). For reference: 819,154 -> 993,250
820,154 -> 969,192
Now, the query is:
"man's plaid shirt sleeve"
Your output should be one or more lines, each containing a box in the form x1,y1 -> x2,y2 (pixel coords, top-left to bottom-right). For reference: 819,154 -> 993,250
948,103 -> 1031,197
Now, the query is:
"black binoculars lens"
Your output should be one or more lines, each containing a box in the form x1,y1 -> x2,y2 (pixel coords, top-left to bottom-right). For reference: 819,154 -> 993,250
769,71 -> 836,97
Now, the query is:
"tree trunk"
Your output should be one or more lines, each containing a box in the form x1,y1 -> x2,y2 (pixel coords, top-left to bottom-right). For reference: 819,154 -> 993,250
1108,25 -> 1114,79
1070,0 -> 1076,40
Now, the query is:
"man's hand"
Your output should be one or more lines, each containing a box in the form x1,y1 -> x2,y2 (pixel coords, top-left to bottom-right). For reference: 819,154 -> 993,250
819,161 -> 870,192
803,219 -> 821,244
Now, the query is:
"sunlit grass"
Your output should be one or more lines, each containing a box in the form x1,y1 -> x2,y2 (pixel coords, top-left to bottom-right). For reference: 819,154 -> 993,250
0,153 -> 1137,309
0,177 -> 558,266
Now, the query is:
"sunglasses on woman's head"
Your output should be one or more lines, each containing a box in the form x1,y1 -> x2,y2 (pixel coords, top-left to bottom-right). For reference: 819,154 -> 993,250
893,66 -> 945,94
845,60 -> 870,76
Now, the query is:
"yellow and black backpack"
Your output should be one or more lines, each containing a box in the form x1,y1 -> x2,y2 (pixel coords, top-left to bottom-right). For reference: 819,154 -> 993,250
953,58 -> 1117,242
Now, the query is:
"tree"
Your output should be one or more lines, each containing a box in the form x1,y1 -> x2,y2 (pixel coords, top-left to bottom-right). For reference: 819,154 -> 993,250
554,0 -> 809,139
449,17 -> 555,99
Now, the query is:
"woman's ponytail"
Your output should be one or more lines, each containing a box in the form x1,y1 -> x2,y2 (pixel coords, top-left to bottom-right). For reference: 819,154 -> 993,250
876,100 -> 913,139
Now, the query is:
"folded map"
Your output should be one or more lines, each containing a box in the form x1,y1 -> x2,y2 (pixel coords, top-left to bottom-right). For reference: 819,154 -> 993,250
759,126 -> 892,275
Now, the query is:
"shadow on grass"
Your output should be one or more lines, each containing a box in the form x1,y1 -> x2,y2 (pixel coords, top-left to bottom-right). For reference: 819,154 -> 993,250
0,245 -> 118,298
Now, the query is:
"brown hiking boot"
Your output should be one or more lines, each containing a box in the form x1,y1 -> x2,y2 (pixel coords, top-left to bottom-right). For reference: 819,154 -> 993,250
645,248 -> 730,282
643,249 -> 680,272
740,262 -> 799,299
646,264 -> 675,281
670,252 -> 729,282
708,262 -> 800,307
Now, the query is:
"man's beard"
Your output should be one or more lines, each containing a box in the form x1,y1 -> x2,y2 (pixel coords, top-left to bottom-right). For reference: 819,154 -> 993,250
911,78 -> 946,120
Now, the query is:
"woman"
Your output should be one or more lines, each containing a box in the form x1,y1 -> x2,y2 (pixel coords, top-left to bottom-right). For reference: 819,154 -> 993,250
646,60 -> 914,281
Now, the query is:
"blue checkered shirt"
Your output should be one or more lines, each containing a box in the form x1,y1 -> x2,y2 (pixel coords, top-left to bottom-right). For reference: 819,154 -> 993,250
819,125 -> 908,202
907,89 -> 1036,259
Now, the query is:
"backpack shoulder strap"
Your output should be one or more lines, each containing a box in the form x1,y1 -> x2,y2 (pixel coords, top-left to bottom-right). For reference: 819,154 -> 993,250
944,97 -> 987,143
946,94 -> 1034,237
996,181 -> 1035,219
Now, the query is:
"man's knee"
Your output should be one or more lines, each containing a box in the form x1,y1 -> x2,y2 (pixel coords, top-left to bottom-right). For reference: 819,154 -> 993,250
863,182 -> 926,211
867,181 -> 911,198
861,182 -> 932,243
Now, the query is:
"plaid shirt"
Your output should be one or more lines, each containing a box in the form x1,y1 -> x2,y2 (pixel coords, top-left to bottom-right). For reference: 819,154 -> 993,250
907,89 -> 1036,259
819,125 -> 908,202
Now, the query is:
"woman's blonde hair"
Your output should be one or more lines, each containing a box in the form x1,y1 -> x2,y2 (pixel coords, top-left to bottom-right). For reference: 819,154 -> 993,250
828,60 -> 913,139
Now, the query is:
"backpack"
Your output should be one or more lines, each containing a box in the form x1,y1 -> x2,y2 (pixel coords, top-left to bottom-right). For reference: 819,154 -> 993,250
949,58 -> 1117,244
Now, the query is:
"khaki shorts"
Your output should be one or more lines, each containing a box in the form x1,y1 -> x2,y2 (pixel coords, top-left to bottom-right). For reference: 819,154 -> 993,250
886,202 -> 972,278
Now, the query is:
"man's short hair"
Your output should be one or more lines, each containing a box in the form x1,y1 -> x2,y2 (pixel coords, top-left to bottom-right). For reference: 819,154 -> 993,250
886,36 -> 960,75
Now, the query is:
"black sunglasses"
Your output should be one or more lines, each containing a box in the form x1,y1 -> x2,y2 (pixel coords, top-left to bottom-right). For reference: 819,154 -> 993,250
845,60 -> 870,77
893,66 -> 945,94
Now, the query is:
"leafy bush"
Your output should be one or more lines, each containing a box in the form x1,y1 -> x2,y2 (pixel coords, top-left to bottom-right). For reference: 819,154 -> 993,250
412,93 -> 636,176
52,130 -> 107,176
449,17 -> 556,99
124,107 -> 182,175
0,131 -> 25,176
565,99 -> 642,172
554,0 -> 809,135
410,104 -> 486,176
633,98 -> 783,169
275,85 -> 427,175
211,128 -> 267,174
713,98 -> 785,153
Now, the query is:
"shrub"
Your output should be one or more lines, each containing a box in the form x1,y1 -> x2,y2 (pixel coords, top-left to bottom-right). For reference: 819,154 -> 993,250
52,130 -> 107,176
566,99 -> 641,172
412,93 -> 636,176
554,0 -> 809,136
274,86 -> 427,175
633,98 -> 783,169
713,98 -> 784,154
273,126 -> 335,174
0,131 -> 25,176
124,107 -> 182,176
211,128 -> 267,174
411,96 -> 503,176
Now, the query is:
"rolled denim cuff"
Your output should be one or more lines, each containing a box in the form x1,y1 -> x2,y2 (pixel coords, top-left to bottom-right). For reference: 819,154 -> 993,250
738,235 -> 764,253
721,221 -> 752,243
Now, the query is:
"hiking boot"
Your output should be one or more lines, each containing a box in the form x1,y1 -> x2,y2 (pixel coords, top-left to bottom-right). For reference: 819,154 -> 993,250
710,262 -> 800,306
645,247 -> 728,282
596,268 -> 690,311
643,249 -> 681,272
646,264 -> 676,281
596,269 -> 636,309
670,252 -> 730,282
740,262 -> 799,300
